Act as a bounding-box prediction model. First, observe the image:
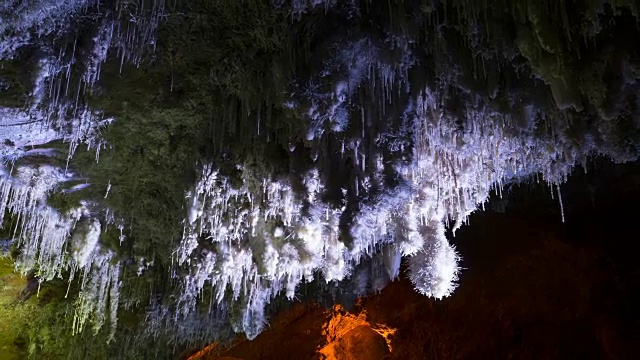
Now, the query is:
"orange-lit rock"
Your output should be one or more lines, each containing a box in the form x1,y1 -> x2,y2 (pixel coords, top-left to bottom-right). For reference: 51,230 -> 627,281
321,305 -> 369,344
186,303 -> 396,360
319,325 -> 389,360
319,304 -> 396,359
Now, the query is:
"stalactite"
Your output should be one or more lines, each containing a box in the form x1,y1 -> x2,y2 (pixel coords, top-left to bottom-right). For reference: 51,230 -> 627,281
0,0 -> 638,350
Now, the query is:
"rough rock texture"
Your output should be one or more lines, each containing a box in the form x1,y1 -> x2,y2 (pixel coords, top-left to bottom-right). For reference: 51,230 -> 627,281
319,325 -> 389,360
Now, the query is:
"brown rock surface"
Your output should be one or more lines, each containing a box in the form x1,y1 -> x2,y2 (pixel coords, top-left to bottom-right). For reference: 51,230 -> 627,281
319,325 -> 390,360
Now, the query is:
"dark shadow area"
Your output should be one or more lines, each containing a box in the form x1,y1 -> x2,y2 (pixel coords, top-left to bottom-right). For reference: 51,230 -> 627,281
198,158 -> 640,359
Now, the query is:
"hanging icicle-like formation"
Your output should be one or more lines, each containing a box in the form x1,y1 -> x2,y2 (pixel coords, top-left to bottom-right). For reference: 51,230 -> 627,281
0,165 -> 122,339
0,0 -> 164,343
72,248 -> 121,342
0,2 -> 149,165
176,69 -> 611,337
0,0 -> 637,350
0,166 -> 77,279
